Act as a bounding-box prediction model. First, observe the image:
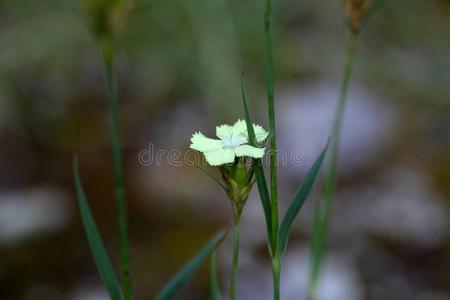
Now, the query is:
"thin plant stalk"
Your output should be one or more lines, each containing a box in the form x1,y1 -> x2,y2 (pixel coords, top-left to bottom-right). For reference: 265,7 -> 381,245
263,0 -> 281,299
272,257 -> 281,300
308,31 -> 358,298
102,44 -> 133,300
264,0 -> 278,251
210,251 -> 221,300
230,209 -> 241,300
323,32 -> 357,232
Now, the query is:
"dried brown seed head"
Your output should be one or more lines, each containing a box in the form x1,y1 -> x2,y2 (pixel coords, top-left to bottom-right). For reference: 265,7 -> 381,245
342,0 -> 372,33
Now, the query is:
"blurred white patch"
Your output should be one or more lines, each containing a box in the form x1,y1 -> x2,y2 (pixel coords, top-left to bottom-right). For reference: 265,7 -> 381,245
0,187 -> 71,246
366,167 -> 449,246
24,284 -> 64,300
334,166 -> 449,247
224,248 -> 362,300
283,250 -> 362,300
278,81 -> 397,176
71,285 -> 109,300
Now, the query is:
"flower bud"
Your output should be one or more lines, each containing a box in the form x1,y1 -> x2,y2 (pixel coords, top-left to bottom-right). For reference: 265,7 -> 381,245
220,160 -> 254,214
342,0 -> 372,33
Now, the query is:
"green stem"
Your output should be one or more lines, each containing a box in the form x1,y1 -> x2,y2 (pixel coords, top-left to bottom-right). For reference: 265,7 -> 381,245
264,1 -> 280,299
230,211 -> 241,300
308,195 -> 324,299
323,32 -> 357,231
308,31 -> 358,293
264,0 -> 278,257
272,257 -> 281,300
210,251 -> 221,300
306,281 -> 317,300
102,44 -> 132,300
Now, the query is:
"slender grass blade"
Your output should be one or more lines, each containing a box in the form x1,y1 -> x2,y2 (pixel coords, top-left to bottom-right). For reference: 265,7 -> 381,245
210,251 -> 222,300
195,164 -> 227,191
241,77 -> 272,253
277,142 -> 329,256
155,229 -> 227,300
308,188 -> 326,295
73,157 -> 123,300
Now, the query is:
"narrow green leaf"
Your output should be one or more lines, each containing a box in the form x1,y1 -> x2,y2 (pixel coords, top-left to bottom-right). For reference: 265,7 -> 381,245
308,187 -> 326,294
155,229 -> 227,300
210,251 -> 221,300
241,76 -> 273,253
73,157 -> 123,300
277,142 -> 329,256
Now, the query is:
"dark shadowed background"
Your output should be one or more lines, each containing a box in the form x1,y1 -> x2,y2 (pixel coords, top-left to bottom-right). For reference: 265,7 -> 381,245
0,0 -> 449,299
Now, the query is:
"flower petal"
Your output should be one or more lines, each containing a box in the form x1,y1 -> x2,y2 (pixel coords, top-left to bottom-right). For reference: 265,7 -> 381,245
204,149 -> 235,166
216,124 -> 233,139
231,119 -> 247,136
232,120 -> 268,144
234,145 -> 265,158
190,132 -> 222,152
253,124 -> 268,143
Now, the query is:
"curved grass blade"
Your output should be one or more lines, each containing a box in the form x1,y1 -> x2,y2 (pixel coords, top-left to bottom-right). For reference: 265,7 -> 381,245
73,157 -> 123,300
241,76 -> 272,253
195,164 -> 227,191
210,251 -> 222,300
307,184 -> 326,297
276,142 -> 329,256
155,229 -> 227,300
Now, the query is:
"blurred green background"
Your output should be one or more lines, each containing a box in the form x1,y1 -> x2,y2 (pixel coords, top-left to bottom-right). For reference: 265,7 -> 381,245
0,0 -> 449,299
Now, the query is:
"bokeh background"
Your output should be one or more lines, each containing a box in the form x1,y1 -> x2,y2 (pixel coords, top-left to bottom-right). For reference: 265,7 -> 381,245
1,0 -> 449,299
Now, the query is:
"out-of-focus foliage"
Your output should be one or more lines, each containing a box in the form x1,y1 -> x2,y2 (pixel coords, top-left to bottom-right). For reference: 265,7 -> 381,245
0,0 -> 449,299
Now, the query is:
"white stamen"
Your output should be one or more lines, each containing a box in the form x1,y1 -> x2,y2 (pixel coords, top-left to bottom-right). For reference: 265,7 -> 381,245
221,134 -> 245,150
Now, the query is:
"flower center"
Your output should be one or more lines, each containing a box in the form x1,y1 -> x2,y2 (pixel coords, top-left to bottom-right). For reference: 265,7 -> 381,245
221,134 -> 245,150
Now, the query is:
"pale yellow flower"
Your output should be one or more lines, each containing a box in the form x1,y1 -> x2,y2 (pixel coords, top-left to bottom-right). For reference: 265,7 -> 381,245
190,120 -> 268,166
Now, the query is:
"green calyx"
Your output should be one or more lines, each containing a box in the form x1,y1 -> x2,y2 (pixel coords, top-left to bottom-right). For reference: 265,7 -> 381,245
220,159 -> 255,214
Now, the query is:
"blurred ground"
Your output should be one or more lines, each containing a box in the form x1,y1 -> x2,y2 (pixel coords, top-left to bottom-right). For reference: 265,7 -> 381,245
0,0 -> 449,299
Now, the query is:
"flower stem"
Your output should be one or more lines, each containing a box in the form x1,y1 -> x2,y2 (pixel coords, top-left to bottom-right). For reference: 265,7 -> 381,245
264,1 -> 281,299
308,31 -> 358,295
272,256 -> 281,300
210,251 -> 221,300
102,44 -> 133,300
324,31 -> 357,228
230,210 -> 241,300
264,0 -> 278,258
